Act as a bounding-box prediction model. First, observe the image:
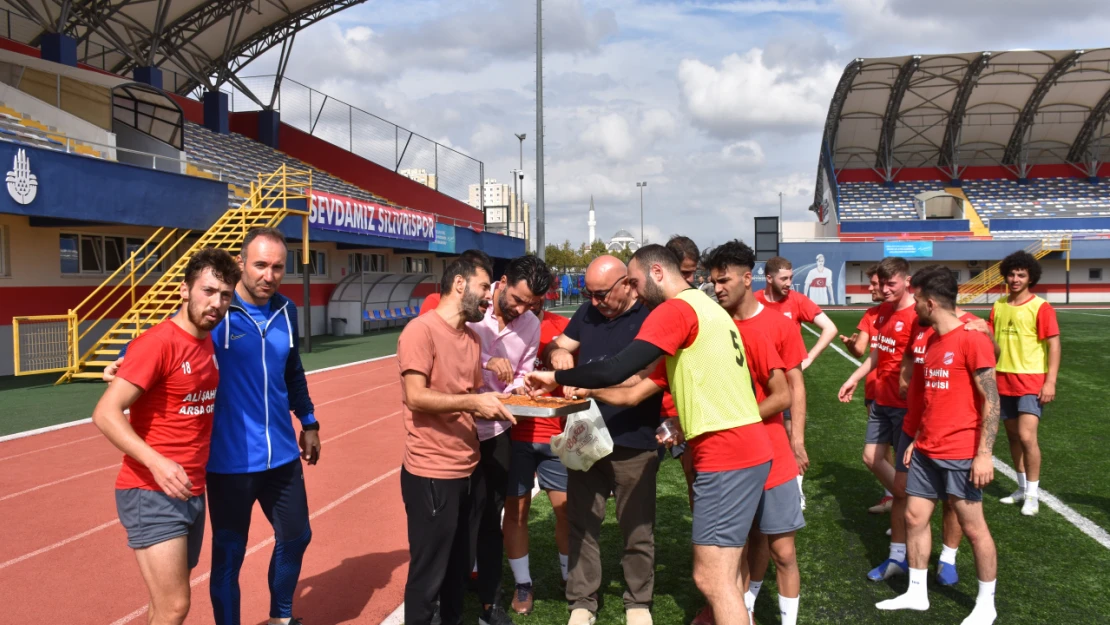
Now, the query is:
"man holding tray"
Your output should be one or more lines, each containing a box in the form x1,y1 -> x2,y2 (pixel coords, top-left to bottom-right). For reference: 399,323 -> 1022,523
465,255 -> 550,625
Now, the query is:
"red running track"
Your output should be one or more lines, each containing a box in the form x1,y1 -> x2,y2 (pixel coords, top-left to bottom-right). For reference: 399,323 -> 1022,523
1,358 -> 411,624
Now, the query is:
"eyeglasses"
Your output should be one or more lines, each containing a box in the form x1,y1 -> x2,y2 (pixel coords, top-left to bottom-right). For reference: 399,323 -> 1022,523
583,275 -> 626,302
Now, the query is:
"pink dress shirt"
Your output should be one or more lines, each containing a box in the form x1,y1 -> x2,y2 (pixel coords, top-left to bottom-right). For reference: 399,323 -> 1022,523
467,285 -> 541,441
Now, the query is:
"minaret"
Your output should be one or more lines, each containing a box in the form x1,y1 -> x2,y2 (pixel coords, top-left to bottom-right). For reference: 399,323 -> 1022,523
588,195 -> 596,244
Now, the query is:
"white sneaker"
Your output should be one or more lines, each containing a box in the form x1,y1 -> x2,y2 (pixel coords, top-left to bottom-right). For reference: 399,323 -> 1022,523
999,489 -> 1024,505
1021,496 -> 1039,516
568,608 -> 596,625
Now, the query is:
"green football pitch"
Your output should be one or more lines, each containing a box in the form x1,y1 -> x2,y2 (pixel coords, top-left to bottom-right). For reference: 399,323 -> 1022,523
467,308 -> 1110,625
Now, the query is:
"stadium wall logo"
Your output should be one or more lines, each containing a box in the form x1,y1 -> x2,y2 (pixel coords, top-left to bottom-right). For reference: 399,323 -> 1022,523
6,148 -> 37,205
308,189 -> 436,242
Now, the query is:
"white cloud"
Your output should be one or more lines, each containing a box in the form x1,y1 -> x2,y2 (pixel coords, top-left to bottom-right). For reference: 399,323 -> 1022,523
579,113 -> 636,160
677,48 -> 841,137
721,140 -> 766,167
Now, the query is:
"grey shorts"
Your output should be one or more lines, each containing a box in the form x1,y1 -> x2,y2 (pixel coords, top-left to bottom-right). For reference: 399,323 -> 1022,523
755,479 -> 806,535
692,461 -> 771,547
895,429 -> 914,474
906,452 -> 982,503
507,440 -> 568,497
865,403 -> 907,445
115,488 -> 206,568
1001,394 -> 1042,420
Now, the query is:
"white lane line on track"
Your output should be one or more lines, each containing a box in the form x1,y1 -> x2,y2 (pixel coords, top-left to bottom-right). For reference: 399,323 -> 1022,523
108,466 -> 404,625
0,354 -> 399,444
802,323 -> 1110,551
0,434 -> 103,462
0,405 -> 403,572
0,464 -> 116,502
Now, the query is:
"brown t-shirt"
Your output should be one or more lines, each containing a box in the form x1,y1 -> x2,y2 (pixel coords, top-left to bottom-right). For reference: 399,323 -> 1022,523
398,310 -> 484,479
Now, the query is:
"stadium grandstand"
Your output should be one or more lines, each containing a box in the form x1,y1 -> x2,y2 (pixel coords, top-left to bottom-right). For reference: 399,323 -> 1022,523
0,1 -> 524,379
777,48 -> 1110,306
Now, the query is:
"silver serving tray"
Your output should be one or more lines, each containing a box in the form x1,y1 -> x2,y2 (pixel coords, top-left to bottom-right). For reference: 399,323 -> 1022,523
504,399 -> 590,418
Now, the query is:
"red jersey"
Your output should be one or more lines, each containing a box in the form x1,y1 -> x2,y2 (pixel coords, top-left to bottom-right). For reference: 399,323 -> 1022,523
736,321 -> 796,489
513,312 -> 571,444
755,289 -> 823,327
916,328 -> 997,459
857,306 -> 881,401
114,320 -> 219,496
636,296 -> 773,472
989,300 -> 1060,396
418,293 -> 441,316
903,312 -> 979,436
872,301 -> 917,408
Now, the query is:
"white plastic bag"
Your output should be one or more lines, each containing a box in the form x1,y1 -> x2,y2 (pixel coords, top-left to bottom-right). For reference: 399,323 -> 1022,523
550,399 -> 614,472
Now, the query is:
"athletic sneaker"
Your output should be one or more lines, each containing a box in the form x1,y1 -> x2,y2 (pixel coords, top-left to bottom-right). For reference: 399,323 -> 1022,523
936,562 -> 959,586
511,583 -> 534,615
999,489 -> 1024,505
480,604 -> 516,625
869,495 -> 894,514
1022,496 -> 1040,516
691,605 -> 715,625
867,558 -> 908,581
626,607 -> 653,625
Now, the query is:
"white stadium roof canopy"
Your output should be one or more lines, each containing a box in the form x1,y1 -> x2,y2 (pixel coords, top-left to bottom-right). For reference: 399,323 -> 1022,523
0,0 -> 366,102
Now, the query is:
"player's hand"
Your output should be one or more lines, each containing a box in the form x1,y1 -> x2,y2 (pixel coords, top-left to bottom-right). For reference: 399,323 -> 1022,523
838,379 -> 858,403
526,370 -> 558,396
484,357 -> 514,384
299,429 -> 321,465
1039,381 -> 1056,404
898,377 -> 909,400
963,318 -> 991,335
103,357 -> 124,383
902,440 -> 915,469
510,385 -> 528,396
801,356 -> 814,371
839,333 -> 858,347
563,386 -> 590,399
472,392 -> 516,424
793,441 -> 810,475
148,455 -> 192,501
549,348 -> 576,371
971,453 -> 994,489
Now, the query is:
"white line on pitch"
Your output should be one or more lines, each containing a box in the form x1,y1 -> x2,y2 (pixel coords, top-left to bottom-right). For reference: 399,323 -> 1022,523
802,323 -> 1110,551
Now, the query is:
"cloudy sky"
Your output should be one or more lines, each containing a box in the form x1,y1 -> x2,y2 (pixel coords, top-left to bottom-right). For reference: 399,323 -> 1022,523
245,0 -> 1110,252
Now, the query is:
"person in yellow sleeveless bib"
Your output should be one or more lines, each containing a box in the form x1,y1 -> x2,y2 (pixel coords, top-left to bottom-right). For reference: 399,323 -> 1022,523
988,251 -> 1061,517
527,245 -> 780,625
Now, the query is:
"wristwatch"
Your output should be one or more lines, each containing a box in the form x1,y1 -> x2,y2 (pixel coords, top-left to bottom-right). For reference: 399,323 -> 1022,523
302,421 -> 320,432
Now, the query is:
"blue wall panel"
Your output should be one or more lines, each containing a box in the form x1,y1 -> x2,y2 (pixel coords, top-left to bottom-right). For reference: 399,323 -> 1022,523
840,219 -> 970,233
0,142 -> 228,229
988,217 -> 1110,231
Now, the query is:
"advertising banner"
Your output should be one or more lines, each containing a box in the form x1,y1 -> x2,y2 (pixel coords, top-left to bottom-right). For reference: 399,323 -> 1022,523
429,223 -> 457,253
309,190 -> 436,242
883,241 -> 934,258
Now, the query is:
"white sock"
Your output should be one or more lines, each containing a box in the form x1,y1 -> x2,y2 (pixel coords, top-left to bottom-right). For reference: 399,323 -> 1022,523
876,568 -> 929,611
559,553 -> 569,581
940,544 -> 959,566
508,555 -> 531,585
977,579 -> 996,606
884,488 -> 893,498
1016,472 -> 1026,490
749,579 -> 763,600
779,595 -> 799,625
890,542 -> 907,563
1026,480 -> 1039,498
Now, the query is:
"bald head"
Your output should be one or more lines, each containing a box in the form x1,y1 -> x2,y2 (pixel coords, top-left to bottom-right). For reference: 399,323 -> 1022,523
584,255 -> 633,318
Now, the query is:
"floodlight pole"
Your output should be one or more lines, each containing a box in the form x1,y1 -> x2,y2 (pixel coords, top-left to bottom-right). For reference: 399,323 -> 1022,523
536,0 -> 545,261
637,181 -> 647,246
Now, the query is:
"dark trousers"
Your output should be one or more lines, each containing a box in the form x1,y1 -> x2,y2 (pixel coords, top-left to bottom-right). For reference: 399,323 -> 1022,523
471,430 -> 512,605
207,460 -> 312,625
566,446 -> 659,612
401,466 -> 477,625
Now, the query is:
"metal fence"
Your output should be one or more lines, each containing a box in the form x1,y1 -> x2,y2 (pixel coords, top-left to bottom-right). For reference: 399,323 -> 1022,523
234,75 -> 484,207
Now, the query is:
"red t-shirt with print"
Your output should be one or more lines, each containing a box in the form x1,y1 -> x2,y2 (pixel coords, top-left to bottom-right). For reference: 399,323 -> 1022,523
735,320 -> 796,489
857,306 -> 881,401
916,328 -> 997,459
903,312 -> 980,437
872,302 -> 917,408
755,289 -> 823,327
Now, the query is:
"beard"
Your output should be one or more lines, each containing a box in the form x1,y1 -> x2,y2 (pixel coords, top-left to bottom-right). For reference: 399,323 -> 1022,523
917,314 -> 931,327
187,299 -> 222,331
497,288 -> 520,324
461,284 -> 486,323
640,279 -> 667,309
